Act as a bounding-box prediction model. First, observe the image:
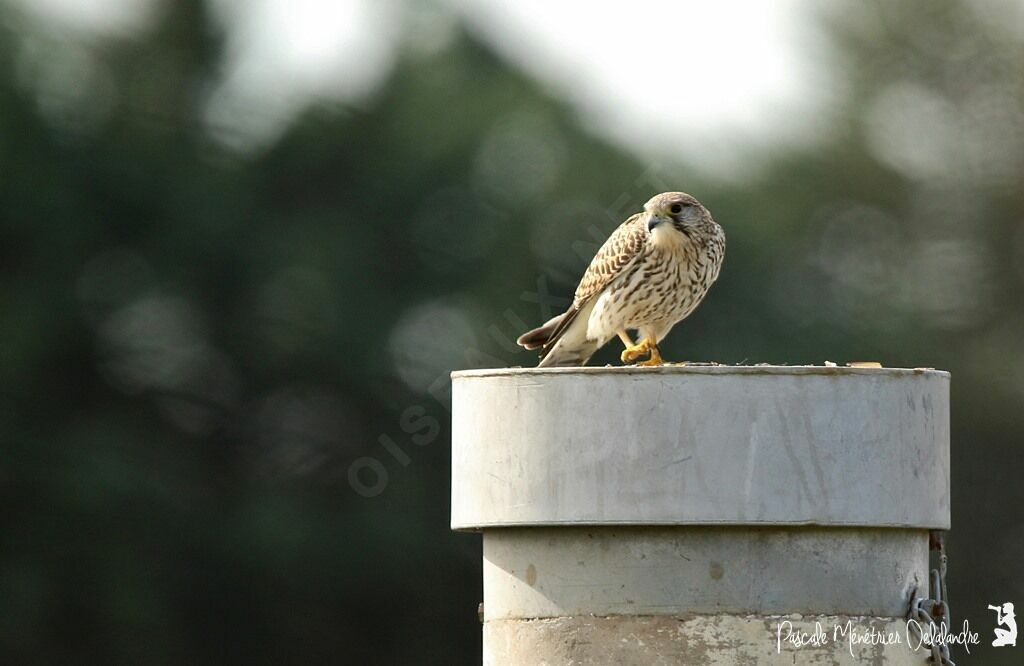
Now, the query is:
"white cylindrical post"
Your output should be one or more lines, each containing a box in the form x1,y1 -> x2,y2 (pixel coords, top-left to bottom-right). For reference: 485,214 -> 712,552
451,366 -> 950,664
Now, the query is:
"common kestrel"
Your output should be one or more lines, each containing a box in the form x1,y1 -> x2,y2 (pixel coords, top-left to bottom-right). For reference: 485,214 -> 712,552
517,192 -> 725,367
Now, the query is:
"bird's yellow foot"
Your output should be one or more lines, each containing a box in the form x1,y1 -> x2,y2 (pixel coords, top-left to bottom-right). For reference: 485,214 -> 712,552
620,339 -> 650,364
620,338 -> 663,365
637,345 -> 664,366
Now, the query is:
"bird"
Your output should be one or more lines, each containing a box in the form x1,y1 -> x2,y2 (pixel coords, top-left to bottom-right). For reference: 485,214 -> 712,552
517,192 -> 725,367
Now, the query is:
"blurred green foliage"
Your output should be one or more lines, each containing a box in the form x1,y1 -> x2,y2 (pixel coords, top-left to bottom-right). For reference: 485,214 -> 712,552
0,0 -> 1022,663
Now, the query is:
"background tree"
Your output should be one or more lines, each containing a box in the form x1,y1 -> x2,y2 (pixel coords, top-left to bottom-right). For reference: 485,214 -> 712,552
0,0 -> 1021,663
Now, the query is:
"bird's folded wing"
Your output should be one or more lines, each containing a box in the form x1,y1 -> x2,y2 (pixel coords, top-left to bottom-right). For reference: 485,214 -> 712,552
539,213 -> 647,357
572,213 -> 647,308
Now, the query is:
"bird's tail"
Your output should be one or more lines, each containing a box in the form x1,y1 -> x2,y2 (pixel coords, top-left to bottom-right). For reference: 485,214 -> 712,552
516,312 -> 568,350
536,337 -> 600,367
518,303 -> 599,367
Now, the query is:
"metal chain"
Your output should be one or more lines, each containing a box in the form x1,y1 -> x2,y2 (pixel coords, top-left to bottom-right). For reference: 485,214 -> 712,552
907,530 -> 955,665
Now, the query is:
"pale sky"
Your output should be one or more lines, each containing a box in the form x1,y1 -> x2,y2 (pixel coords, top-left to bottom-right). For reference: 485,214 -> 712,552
451,0 -> 823,175
10,0 -> 825,176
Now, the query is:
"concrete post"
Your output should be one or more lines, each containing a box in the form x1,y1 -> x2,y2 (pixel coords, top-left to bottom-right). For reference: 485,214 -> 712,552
451,366 -> 950,664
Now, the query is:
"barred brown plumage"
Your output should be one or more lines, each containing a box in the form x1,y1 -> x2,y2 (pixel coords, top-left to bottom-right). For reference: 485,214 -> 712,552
516,192 -> 725,367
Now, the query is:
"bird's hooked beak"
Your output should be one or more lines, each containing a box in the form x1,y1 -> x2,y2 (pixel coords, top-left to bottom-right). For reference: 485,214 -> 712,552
647,213 -> 667,232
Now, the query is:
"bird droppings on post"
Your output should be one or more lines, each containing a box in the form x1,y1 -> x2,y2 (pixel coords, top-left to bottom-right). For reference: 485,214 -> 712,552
688,360 -> 895,370
454,364 -> 940,380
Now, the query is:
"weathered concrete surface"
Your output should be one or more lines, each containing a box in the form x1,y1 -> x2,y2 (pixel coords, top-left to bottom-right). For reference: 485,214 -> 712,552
452,366 -> 949,530
483,615 -> 930,665
484,527 -> 927,619
452,366 -> 951,664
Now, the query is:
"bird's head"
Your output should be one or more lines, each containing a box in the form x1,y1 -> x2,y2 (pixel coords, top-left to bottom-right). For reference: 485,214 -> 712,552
644,192 -> 710,245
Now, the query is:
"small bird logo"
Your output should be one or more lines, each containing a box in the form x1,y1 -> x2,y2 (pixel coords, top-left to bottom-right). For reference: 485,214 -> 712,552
517,192 -> 725,367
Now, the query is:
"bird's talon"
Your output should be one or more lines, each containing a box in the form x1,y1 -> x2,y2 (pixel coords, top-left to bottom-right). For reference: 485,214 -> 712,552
637,346 -> 664,366
621,339 -> 662,365
620,343 -> 647,364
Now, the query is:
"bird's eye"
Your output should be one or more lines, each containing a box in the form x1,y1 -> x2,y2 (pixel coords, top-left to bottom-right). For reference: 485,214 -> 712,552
670,204 -> 683,214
